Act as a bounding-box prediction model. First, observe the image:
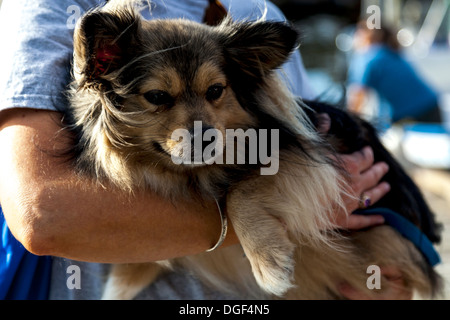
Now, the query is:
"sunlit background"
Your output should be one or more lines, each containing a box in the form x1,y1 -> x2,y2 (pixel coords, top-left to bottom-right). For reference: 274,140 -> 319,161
274,0 -> 450,118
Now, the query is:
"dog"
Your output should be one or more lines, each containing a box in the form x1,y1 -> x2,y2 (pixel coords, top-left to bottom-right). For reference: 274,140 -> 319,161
64,2 -> 442,299
288,100 -> 443,299
67,2 -> 343,299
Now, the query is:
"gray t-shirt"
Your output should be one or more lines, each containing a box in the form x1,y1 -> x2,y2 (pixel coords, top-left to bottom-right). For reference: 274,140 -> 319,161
0,0 -> 315,299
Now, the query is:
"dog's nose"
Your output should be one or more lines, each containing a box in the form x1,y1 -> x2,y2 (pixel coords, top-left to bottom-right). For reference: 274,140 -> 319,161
189,125 -> 215,144
188,124 -> 217,162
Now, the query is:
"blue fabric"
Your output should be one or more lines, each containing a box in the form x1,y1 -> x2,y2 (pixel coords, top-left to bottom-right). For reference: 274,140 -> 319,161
348,45 -> 439,123
355,207 -> 441,267
404,123 -> 448,135
0,207 -> 52,300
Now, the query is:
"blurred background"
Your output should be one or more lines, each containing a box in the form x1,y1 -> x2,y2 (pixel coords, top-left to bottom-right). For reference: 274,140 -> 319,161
273,0 -> 450,112
0,0 -> 449,299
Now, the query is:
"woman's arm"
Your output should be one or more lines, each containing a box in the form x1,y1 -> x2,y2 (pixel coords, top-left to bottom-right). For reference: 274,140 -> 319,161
0,107 -> 389,264
0,108 -> 238,263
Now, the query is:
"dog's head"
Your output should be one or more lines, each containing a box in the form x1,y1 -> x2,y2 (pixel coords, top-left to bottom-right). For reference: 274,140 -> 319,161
71,7 -> 300,174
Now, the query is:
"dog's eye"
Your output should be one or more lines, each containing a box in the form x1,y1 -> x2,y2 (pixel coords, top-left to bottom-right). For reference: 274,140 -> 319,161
144,90 -> 174,107
206,84 -> 225,102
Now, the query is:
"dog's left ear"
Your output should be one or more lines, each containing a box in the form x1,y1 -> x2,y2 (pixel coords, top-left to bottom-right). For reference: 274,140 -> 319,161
221,21 -> 299,80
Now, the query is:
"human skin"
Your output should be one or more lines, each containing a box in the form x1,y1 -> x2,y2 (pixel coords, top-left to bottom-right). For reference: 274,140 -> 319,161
0,108 -> 387,263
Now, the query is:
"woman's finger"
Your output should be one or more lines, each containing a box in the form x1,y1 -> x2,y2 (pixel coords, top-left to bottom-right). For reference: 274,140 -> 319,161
344,214 -> 385,230
359,162 -> 390,192
360,181 -> 391,207
341,146 -> 375,174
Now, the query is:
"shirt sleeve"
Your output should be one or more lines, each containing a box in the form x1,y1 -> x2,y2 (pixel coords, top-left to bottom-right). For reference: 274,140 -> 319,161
360,60 -> 379,89
0,0 -> 315,116
347,51 -> 377,90
0,0 -> 104,113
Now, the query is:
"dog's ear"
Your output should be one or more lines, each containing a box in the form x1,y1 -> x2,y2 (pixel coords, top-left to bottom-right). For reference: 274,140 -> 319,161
73,8 -> 142,89
221,21 -> 299,81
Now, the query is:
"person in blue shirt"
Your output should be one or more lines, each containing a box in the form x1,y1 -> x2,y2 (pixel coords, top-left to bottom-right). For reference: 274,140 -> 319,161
347,20 -> 442,128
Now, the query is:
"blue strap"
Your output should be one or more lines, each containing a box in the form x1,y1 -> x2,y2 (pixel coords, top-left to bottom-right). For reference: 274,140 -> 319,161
355,207 -> 441,267
1,206 -> 52,300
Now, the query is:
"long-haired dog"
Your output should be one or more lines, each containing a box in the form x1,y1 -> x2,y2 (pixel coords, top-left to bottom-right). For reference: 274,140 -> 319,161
290,100 -> 443,299
65,2 -> 442,299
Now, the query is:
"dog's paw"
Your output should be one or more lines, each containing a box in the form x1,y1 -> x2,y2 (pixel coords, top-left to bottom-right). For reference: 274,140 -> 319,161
247,242 -> 296,296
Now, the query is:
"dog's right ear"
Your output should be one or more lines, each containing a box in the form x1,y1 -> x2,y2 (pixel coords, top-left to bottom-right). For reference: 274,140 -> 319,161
73,8 -> 142,89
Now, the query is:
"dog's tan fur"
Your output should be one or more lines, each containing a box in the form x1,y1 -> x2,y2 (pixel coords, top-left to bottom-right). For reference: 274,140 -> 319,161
289,226 -> 434,299
67,2 -> 441,300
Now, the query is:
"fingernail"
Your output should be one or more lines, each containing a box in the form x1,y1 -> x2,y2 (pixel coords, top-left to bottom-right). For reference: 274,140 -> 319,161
363,146 -> 372,154
376,162 -> 388,172
374,215 -> 385,224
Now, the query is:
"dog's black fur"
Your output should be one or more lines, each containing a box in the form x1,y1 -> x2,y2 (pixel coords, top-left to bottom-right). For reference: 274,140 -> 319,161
304,100 -> 441,242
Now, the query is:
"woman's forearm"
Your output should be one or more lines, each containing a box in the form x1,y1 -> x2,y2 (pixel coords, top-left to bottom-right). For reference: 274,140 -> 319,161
0,108 -> 237,263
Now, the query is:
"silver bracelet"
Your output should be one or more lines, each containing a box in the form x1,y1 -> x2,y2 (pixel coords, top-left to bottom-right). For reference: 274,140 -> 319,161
206,198 -> 228,252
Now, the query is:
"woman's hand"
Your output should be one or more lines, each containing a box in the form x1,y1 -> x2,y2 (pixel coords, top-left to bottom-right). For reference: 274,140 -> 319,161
317,113 -> 390,230
317,113 -> 412,300
334,146 -> 390,230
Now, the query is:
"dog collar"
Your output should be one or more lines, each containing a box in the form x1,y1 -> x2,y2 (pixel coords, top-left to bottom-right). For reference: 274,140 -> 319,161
355,207 -> 441,267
